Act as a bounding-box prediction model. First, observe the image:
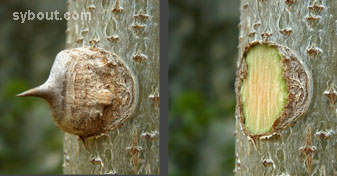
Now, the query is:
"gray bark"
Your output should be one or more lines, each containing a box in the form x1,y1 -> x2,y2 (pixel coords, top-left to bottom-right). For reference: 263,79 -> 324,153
62,0 -> 160,174
235,1 -> 337,176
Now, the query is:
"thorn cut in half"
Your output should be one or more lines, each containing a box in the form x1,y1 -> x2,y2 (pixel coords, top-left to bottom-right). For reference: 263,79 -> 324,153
236,42 -> 312,139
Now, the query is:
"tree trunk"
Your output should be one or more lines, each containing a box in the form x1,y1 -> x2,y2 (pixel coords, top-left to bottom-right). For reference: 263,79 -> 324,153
62,0 -> 160,174
235,1 -> 336,176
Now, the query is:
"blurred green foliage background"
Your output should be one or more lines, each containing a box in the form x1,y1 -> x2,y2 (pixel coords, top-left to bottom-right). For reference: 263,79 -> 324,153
0,0 -> 66,174
169,0 -> 240,175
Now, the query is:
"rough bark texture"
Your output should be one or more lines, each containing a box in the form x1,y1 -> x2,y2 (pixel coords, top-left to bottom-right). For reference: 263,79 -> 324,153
62,0 -> 159,174
235,1 -> 337,176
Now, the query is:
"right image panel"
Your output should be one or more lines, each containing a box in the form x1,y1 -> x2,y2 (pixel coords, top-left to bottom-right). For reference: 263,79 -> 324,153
169,0 -> 337,176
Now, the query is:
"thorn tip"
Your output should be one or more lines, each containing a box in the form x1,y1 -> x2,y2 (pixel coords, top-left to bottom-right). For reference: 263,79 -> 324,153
16,88 -> 39,97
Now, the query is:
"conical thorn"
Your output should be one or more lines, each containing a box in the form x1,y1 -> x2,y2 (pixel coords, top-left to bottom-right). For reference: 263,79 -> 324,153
16,83 -> 53,101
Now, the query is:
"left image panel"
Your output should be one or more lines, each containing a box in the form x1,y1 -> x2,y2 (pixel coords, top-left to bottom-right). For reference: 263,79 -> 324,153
1,0 -> 160,175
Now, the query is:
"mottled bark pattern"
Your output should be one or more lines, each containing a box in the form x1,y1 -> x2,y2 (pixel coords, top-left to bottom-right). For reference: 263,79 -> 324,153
236,1 -> 337,176
63,0 -> 159,174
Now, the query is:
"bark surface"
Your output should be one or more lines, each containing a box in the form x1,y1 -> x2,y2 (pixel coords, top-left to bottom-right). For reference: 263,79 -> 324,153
62,0 -> 159,174
235,1 -> 337,176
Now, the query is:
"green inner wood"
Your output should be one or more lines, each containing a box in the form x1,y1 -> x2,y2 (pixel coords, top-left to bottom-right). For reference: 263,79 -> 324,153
240,44 -> 288,134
